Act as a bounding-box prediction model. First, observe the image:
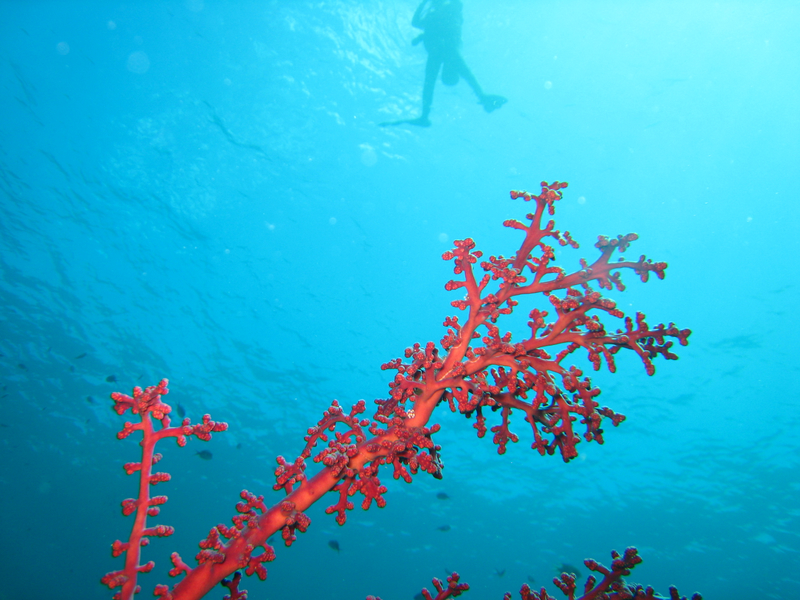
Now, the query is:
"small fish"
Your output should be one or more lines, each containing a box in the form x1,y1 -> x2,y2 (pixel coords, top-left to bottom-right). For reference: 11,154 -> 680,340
414,593 -> 425,600
495,568 -> 506,578
527,575 -> 536,584
328,540 -> 340,553
69,365 -> 75,372
86,396 -> 96,404
18,364 -> 27,370
436,492 -> 450,500
106,375 -> 117,383
236,442 -> 243,450
195,450 -> 213,460
436,524 -> 451,532
75,353 -> 87,359
176,403 -> 186,419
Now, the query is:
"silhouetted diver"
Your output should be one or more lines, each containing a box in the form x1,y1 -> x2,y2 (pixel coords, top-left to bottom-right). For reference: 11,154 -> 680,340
381,0 -> 506,127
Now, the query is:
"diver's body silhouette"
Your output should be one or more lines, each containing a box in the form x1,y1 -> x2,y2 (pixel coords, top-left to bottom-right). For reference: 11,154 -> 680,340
382,0 -> 506,127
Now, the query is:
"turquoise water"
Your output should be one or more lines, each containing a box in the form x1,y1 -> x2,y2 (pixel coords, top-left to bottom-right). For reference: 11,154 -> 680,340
1,2 -> 798,599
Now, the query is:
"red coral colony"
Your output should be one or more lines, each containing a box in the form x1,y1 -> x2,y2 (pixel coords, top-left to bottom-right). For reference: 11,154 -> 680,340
101,181 -> 698,600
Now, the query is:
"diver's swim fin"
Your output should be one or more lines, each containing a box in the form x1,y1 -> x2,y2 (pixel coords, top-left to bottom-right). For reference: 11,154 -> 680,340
379,116 -> 431,128
481,94 -> 508,113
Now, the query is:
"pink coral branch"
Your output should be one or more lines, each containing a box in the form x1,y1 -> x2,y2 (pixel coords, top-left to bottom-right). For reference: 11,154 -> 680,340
514,548 -> 701,600
104,182 -> 694,600
101,380 -> 227,600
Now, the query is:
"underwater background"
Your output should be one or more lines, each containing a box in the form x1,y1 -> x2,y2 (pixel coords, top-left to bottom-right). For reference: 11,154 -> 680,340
1,1 -> 798,599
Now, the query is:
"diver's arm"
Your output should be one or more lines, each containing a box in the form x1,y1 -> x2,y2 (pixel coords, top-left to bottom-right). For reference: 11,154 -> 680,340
412,0 -> 431,29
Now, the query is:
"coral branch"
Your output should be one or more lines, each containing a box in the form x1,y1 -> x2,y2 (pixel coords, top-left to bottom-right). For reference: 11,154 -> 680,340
103,182 -> 693,600
101,380 -> 227,600
511,548 -> 701,600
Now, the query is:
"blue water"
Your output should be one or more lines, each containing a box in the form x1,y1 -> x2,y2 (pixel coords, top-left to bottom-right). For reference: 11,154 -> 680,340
1,1 -> 798,599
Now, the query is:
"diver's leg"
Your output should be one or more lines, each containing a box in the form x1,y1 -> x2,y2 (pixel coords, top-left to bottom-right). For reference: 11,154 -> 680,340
452,54 -> 484,99
378,55 -> 440,128
417,54 -> 441,124
453,53 -> 507,112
